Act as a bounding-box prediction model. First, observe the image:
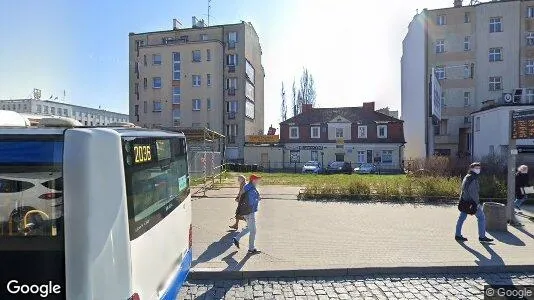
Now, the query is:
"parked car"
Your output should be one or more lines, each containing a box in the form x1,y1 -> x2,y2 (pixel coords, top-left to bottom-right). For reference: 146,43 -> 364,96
354,163 -> 377,174
325,161 -> 352,174
301,161 -> 322,174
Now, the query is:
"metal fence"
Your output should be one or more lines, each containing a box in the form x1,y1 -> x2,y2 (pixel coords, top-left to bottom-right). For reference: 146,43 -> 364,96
227,161 -> 404,174
188,151 -> 223,178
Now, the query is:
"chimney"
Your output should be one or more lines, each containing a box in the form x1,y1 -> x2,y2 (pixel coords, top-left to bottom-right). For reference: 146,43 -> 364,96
453,0 -> 462,7
362,102 -> 375,111
302,104 -> 313,113
173,19 -> 182,30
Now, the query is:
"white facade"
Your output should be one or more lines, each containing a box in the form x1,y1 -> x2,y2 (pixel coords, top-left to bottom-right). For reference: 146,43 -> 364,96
472,105 -> 534,159
401,12 -> 427,159
0,99 -> 128,126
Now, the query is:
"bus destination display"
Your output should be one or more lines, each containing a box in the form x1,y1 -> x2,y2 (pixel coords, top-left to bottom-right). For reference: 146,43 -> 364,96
133,144 -> 152,164
511,109 -> 534,139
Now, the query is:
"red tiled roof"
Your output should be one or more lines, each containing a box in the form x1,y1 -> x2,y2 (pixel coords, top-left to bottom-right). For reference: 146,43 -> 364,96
280,107 -> 402,125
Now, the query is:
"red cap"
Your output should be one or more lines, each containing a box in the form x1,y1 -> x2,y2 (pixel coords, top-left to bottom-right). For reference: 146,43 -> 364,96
249,174 -> 262,182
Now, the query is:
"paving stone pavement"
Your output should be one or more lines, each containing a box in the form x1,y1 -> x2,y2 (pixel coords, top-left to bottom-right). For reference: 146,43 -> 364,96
177,272 -> 534,299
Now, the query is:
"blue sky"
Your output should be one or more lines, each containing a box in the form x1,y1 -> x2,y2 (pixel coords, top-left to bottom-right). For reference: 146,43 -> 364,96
0,0 -> 452,129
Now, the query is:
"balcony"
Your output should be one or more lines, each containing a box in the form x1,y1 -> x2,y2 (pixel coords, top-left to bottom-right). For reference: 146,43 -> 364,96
228,65 -> 236,73
227,111 -> 236,119
227,136 -> 236,144
227,88 -> 236,96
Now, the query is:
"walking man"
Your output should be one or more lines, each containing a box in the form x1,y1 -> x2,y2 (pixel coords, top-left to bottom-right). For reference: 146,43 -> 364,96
233,174 -> 261,254
455,162 -> 494,243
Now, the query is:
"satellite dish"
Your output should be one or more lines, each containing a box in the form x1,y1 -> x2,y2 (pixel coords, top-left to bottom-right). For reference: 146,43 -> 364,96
504,93 -> 513,103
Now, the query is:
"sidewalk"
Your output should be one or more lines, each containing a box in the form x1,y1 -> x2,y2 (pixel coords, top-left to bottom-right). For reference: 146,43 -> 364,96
190,185 -> 534,278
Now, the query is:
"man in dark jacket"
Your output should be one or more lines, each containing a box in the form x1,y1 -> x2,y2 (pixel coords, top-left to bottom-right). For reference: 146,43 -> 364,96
455,162 -> 494,243
515,165 -> 529,210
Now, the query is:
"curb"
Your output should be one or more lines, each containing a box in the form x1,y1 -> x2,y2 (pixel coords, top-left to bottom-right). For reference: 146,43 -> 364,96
188,265 -> 534,280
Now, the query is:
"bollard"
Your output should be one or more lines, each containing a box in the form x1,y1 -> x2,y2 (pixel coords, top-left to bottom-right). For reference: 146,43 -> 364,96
483,202 -> 508,232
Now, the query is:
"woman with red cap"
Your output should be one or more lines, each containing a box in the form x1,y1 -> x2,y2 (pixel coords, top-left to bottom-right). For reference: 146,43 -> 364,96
233,174 -> 262,254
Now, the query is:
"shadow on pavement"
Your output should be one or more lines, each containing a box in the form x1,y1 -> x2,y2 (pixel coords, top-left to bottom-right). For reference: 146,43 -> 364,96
487,230 -> 526,246
459,241 -> 514,285
516,226 -> 534,240
192,231 -> 235,267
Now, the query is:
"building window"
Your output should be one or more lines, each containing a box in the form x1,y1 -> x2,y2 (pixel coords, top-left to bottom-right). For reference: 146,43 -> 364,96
227,101 -> 238,113
464,64 -> 472,78
464,36 -> 471,51
435,66 -> 445,80
435,40 -> 445,53
464,92 -> 471,106
152,54 -> 162,65
226,77 -> 237,90
135,83 -> 139,95
489,48 -> 502,62
173,109 -> 180,121
465,12 -> 471,23
311,150 -> 318,162
143,55 -> 147,66
227,54 -> 237,66
377,125 -> 388,138
143,78 -> 148,89
143,101 -> 147,113
152,77 -> 162,88
63,109 -> 68,116
192,75 -> 201,87
381,150 -> 393,164
311,126 -> 320,138
290,126 -> 299,139
226,124 -> 238,144
526,60 -> 534,75
207,74 -> 212,86
246,60 -> 255,84
44,106 -> 49,114
153,101 -> 162,112
172,87 -> 181,104
358,126 -> 367,138
437,15 -> 446,26
200,34 -> 208,41
489,76 -> 502,91
228,31 -> 237,44
192,99 -> 201,111
335,128 -> 344,138
134,105 -> 139,116
207,49 -> 211,61
357,151 -> 366,164
490,17 -> 502,33
475,117 -> 480,132
245,81 -> 255,101
527,32 -> 534,46
36,104 -> 42,113
51,107 -> 56,115
528,6 -> 534,18
192,50 -> 201,62
207,98 -> 211,110
173,52 -> 181,80
245,101 -> 255,119
290,150 -> 300,163
526,89 -> 534,103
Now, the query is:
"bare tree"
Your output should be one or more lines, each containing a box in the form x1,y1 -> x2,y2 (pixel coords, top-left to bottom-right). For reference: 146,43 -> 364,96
280,82 -> 287,121
292,79 -> 298,117
298,68 -> 317,108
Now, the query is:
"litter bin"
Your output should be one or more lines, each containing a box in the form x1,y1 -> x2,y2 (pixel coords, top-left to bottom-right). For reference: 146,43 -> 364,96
482,202 -> 507,232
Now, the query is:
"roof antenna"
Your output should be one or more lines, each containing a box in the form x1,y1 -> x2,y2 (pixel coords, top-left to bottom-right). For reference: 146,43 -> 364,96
208,0 -> 211,26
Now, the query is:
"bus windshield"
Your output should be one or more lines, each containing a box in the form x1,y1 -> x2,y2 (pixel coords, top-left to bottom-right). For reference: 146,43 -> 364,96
123,136 -> 189,240
0,138 -> 64,239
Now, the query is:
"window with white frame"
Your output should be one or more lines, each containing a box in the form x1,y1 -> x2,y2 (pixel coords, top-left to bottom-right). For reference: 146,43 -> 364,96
246,60 -> 255,84
489,76 -> 502,91
490,17 -> 502,33
335,128 -> 344,138
172,87 -> 180,104
528,6 -> 534,18
435,66 -> 445,80
192,50 -> 201,62
228,31 -> 237,43
153,101 -> 162,112
290,126 -> 299,139
475,117 -> 481,132
526,60 -> 534,75
152,54 -> 162,65
152,77 -> 162,88
192,99 -> 201,111
464,12 -> 471,23
435,40 -> 445,53
464,64 -> 471,78
464,36 -> 471,51
227,54 -> 237,66
464,92 -> 471,106
311,126 -> 320,138
489,48 -> 502,62
526,88 -> 534,103
245,81 -> 255,101
226,101 -> 238,112
226,77 -> 237,89
437,15 -> 446,26
358,126 -> 367,138
200,34 -> 208,41
527,32 -> 534,46
357,151 -> 366,164
207,74 -> 212,86
172,52 -> 180,80
381,150 -> 393,164
377,125 -> 388,138
192,75 -> 201,87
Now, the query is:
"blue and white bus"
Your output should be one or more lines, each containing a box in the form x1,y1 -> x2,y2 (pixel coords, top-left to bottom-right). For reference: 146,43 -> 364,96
0,112 -> 192,300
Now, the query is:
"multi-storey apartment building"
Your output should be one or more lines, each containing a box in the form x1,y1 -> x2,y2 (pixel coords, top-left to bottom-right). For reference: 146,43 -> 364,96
128,18 -> 265,162
0,98 -> 128,125
402,0 -> 534,159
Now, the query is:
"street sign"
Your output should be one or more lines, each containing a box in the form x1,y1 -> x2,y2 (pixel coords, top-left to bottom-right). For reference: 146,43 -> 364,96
511,109 -> 534,139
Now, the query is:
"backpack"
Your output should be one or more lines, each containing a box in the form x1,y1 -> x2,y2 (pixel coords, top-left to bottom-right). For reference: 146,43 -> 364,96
458,175 -> 477,215
236,190 -> 254,216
